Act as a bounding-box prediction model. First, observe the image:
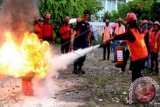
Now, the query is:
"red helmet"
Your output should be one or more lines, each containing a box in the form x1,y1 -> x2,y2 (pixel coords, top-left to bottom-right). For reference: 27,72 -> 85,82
45,13 -> 51,19
105,19 -> 109,23
154,21 -> 160,26
142,20 -> 148,24
117,18 -> 122,22
65,16 -> 70,22
126,13 -> 137,23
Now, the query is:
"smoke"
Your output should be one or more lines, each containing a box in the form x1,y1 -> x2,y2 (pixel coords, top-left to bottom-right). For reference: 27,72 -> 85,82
32,45 -> 100,97
0,0 -> 100,98
0,0 -> 39,44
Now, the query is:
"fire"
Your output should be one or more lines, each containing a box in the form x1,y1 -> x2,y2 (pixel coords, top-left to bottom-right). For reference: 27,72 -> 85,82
0,31 -> 51,78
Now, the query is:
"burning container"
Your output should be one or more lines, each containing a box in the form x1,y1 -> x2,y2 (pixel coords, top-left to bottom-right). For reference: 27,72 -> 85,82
22,72 -> 35,96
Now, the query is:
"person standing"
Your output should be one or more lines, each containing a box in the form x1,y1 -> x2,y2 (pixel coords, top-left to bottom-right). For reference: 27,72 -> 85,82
59,16 -> 71,53
102,19 -> 112,60
113,18 -> 125,63
42,13 -> 54,44
71,10 -> 91,75
103,13 -> 148,82
149,21 -> 160,75
34,17 -> 43,40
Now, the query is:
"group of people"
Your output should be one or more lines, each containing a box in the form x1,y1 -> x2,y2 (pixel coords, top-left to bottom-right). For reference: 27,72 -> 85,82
34,10 -> 92,75
34,13 -> 54,44
34,11 -> 160,82
102,13 -> 160,82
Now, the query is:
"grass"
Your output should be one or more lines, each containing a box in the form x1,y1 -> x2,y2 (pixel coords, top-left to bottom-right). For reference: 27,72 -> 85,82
85,74 -> 113,88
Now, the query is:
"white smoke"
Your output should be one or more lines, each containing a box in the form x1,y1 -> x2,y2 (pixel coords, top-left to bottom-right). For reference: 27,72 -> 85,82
32,45 -> 100,97
0,0 -> 100,98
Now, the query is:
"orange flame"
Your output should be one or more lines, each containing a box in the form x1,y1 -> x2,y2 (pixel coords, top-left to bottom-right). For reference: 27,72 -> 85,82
0,32 -> 51,78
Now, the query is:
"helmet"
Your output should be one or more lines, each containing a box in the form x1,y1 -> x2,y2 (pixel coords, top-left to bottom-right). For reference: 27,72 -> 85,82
126,13 -> 137,23
117,18 -> 122,22
105,19 -> 109,23
142,20 -> 148,24
37,17 -> 43,22
45,13 -> 51,19
154,21 -> 160,26
148,21 -> 153,25
65,16 -> 70,22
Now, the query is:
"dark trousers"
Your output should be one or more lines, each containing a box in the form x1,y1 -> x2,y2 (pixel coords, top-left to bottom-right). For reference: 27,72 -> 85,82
103,43 -> 110,60
132,58 -> 146,82
121,49 -> 130,71
73,40 -> 88,71
42,36 -> 53,44
151,52 -> 159,73
61,39 -> 70,54
74,55 -> 86,71
129,61 -> 133,71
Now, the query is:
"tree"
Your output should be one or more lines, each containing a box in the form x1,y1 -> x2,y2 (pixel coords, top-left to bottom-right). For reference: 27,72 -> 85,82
151,0 -> 160,21
109,0 -> 155,22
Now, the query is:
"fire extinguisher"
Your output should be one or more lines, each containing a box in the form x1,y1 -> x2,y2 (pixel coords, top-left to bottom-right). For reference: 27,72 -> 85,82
115,45 -> 124,68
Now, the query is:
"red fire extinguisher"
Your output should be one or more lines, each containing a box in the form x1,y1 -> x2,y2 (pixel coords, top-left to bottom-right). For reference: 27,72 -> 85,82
115,46 -> 124,68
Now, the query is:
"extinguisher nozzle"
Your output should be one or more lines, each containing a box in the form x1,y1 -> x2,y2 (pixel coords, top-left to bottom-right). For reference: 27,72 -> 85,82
99,43 -> 104,48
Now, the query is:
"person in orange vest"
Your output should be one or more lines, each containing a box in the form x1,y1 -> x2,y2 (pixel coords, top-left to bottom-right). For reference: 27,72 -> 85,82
102,19 -> 113,60
140,20 -> 153,70
113,18 -> 125,63
149,21 -> 160,75
114,18 -> 125,35
34,17 -> 43,40
148,21 -> 153,31
59,16 -> 72,53
140,20 -> 148,32
102,13 -> 148,82
42,13 -> 54,44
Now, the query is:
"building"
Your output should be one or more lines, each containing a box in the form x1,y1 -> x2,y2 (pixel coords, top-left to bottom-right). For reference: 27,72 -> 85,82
97,0 -> 130,21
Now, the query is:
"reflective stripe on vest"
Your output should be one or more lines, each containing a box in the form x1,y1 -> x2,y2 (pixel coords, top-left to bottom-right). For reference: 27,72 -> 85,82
103,26 -> 111,42
150,30 -> 160,53
127,28 -> 148,61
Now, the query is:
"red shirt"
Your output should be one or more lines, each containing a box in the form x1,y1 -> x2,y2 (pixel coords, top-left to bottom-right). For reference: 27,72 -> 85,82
42,23 -> 53,37
60,25 -> 71,40
34,24 -> 43,39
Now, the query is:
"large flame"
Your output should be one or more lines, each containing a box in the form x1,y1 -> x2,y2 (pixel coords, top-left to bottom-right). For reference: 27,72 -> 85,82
0,32 -> 51,78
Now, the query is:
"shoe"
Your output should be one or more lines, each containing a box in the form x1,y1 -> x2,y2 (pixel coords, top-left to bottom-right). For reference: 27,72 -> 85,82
79,70 -> 85,74
72,70 -> 79,74
119,70 -> 123,74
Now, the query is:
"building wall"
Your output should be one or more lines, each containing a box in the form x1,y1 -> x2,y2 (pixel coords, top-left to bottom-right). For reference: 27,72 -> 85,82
97,0 -> 126,21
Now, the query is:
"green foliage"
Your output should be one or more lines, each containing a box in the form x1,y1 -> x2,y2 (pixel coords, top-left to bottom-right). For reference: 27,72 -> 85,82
103,0 -> 160,22
39,0 -> 102,42
151,0 -> 160,21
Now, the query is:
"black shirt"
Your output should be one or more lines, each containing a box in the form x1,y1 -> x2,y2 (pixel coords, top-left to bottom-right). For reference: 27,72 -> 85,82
74,21 -> 90,41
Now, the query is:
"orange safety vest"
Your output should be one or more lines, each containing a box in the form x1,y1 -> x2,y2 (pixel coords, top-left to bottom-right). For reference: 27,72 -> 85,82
114,24 -> 125,35
149,30 -> 160,53
148,28 -> 153,37
127,28 -> 148,61
141,30 -> 148,38
103,26 -> 111,42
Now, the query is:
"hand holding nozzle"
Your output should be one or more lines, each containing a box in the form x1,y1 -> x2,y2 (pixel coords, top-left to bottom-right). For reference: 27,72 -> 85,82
99,37 -> 114,48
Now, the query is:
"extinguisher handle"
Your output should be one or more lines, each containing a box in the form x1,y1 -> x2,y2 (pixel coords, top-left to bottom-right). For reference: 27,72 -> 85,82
99,43 -> 104,48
